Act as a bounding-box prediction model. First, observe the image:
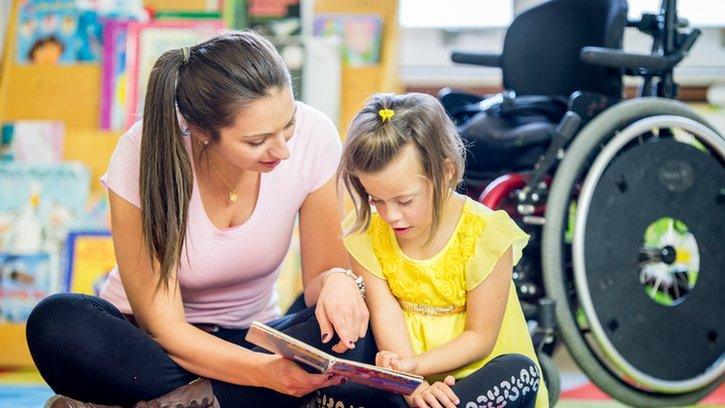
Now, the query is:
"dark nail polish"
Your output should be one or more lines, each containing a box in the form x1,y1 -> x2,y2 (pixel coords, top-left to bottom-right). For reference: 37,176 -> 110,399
321,332 -> 329,342
341,377 -> 348,383
348,340 -> 355,348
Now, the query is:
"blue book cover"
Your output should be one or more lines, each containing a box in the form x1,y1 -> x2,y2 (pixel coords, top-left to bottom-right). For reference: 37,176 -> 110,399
0,163 -> 91,322
15,0 -> 102,65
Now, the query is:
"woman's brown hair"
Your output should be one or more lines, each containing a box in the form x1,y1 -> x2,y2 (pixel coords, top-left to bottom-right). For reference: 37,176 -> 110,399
139,30 -> 290,291
338,93 -> 465,246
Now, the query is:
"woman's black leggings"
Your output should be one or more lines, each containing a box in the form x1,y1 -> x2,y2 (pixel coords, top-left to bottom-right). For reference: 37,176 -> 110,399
26,293 -> 539,407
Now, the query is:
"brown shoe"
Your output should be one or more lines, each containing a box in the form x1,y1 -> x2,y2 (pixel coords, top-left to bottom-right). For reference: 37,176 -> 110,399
133,378 -> 219,408
44,395 -> 121,408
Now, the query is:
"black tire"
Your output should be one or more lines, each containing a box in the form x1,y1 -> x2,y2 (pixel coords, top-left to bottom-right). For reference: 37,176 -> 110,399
542,97 -> 724,407
538,352 -> 561,407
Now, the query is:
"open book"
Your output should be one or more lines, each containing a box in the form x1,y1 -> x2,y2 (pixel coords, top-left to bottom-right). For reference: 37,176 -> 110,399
245,321 -> 424,395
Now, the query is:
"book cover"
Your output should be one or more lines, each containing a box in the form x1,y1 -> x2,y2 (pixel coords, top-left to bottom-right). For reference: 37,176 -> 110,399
100,19 -> 131,131
0,251 -> 54,322
0,163 -> 90,322
125,20 -> 223,129
62,231 -> 115,295
15,0 -> 103,65
0,120 -> 64,163
245,321 -> 424,395
313,13 -> 382,67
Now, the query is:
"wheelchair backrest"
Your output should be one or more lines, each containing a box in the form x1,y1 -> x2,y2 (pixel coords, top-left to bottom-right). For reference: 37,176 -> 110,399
502,0 -> 627,98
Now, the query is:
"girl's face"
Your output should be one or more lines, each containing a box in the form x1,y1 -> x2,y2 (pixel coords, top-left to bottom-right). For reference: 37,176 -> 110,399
214,85 -> 296,173
357,144 -> 434,244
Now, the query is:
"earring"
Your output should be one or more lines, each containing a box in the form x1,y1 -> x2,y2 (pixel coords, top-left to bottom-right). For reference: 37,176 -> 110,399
203,140 -> 209,145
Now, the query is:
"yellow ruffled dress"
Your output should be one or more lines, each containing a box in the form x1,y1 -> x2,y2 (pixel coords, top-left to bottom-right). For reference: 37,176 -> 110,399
343,197 -> 548,407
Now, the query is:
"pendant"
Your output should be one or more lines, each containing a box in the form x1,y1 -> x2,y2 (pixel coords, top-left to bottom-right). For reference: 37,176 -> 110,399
229,192 -> 238,202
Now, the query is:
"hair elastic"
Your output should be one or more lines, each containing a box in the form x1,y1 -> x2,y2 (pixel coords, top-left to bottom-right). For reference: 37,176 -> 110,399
181,46 -> 191,64
378,108 -> 394,122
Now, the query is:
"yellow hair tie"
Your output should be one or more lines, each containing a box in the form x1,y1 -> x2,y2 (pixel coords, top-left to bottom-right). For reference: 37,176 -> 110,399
378,108 -> 395,122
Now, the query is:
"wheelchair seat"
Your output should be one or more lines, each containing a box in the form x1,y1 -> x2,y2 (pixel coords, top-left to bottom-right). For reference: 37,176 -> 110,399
461,109 -> 556,174
444,0 -> 628,178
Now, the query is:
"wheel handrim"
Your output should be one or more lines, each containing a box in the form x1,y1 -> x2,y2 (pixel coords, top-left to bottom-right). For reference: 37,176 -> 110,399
572,115 -> 725,393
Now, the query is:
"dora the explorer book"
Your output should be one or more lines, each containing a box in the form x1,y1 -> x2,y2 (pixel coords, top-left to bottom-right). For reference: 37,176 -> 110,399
245,321 -> 424,395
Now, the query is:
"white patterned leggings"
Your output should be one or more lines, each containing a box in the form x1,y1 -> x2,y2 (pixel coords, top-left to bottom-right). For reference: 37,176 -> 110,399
312,354 -> 540,408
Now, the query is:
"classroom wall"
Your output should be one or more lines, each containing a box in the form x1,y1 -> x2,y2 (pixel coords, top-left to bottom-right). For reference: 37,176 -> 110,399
400,1 -> 725,89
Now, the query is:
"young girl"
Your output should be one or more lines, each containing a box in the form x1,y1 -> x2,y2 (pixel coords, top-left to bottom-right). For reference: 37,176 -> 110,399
337,93 -> 548,408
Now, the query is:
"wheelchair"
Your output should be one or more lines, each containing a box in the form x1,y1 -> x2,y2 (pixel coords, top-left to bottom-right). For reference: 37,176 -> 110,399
440,0 -> 724,406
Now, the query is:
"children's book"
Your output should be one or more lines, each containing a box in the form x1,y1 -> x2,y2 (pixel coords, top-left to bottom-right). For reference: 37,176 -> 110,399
0,120 -> 64,163
62,231 -> 114,295
124,20 -> 223,128
100,19 -> 132,131
245,321 -> 424,395
15,0 -> 102,65
0,162 -> 90,322
0,251 -> 55,322
313,13 -> 382,67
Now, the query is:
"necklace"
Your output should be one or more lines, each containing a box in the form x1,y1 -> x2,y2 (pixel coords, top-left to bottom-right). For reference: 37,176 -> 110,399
206,156 -> 238,202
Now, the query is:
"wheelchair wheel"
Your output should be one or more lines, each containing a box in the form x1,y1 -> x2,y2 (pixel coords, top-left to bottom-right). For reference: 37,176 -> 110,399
542,97 -> 725,406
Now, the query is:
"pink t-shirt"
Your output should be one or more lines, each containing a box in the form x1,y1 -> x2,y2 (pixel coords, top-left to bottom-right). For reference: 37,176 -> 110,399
99,102 -> 341,328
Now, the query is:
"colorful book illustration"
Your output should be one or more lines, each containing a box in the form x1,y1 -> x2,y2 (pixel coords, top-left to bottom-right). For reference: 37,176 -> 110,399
100,19 -> 131,131
0,252 -> 53,322
15,0 -> 103,65
124,20 -> 223,129
62,231 -> 115,295
0,163 -> 90,322
245,321 -> 424,395
313,13 -> 382,67
0,121 -> 64,163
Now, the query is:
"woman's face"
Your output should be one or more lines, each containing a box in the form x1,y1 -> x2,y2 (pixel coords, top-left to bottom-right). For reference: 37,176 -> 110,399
214,85 -> 297,173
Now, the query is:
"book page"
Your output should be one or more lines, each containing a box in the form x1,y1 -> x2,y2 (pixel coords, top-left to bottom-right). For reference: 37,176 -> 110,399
245,321 -> 332,373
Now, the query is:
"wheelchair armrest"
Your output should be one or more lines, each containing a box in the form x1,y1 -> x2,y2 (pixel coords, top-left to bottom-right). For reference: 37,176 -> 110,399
581,46 -> 671,71
451,51 -> 502,67
499,95 -> 568,121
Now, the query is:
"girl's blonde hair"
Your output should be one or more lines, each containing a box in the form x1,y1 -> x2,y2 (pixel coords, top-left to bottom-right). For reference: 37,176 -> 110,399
338,93 -> 465,244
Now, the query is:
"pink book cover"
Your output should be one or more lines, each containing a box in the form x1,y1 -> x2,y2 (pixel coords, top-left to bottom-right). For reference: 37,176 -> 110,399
124,20 -> 224,130
100,19 -> 124,130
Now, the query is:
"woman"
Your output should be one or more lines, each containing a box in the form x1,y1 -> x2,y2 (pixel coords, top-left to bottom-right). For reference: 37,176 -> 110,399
26,30 -> 369,408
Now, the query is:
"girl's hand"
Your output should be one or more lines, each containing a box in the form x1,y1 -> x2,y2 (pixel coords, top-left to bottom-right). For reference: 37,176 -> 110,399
405,376 -> 459,408
316,268 -> 369,353
376,351 -> 418,374
259,354 -> 344,397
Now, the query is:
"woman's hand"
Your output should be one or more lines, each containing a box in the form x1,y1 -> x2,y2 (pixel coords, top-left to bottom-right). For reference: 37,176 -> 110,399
405,376 -> 459,408
376,351 -> 418,374
316,268 -> 369,353
259,354 -> 344,397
